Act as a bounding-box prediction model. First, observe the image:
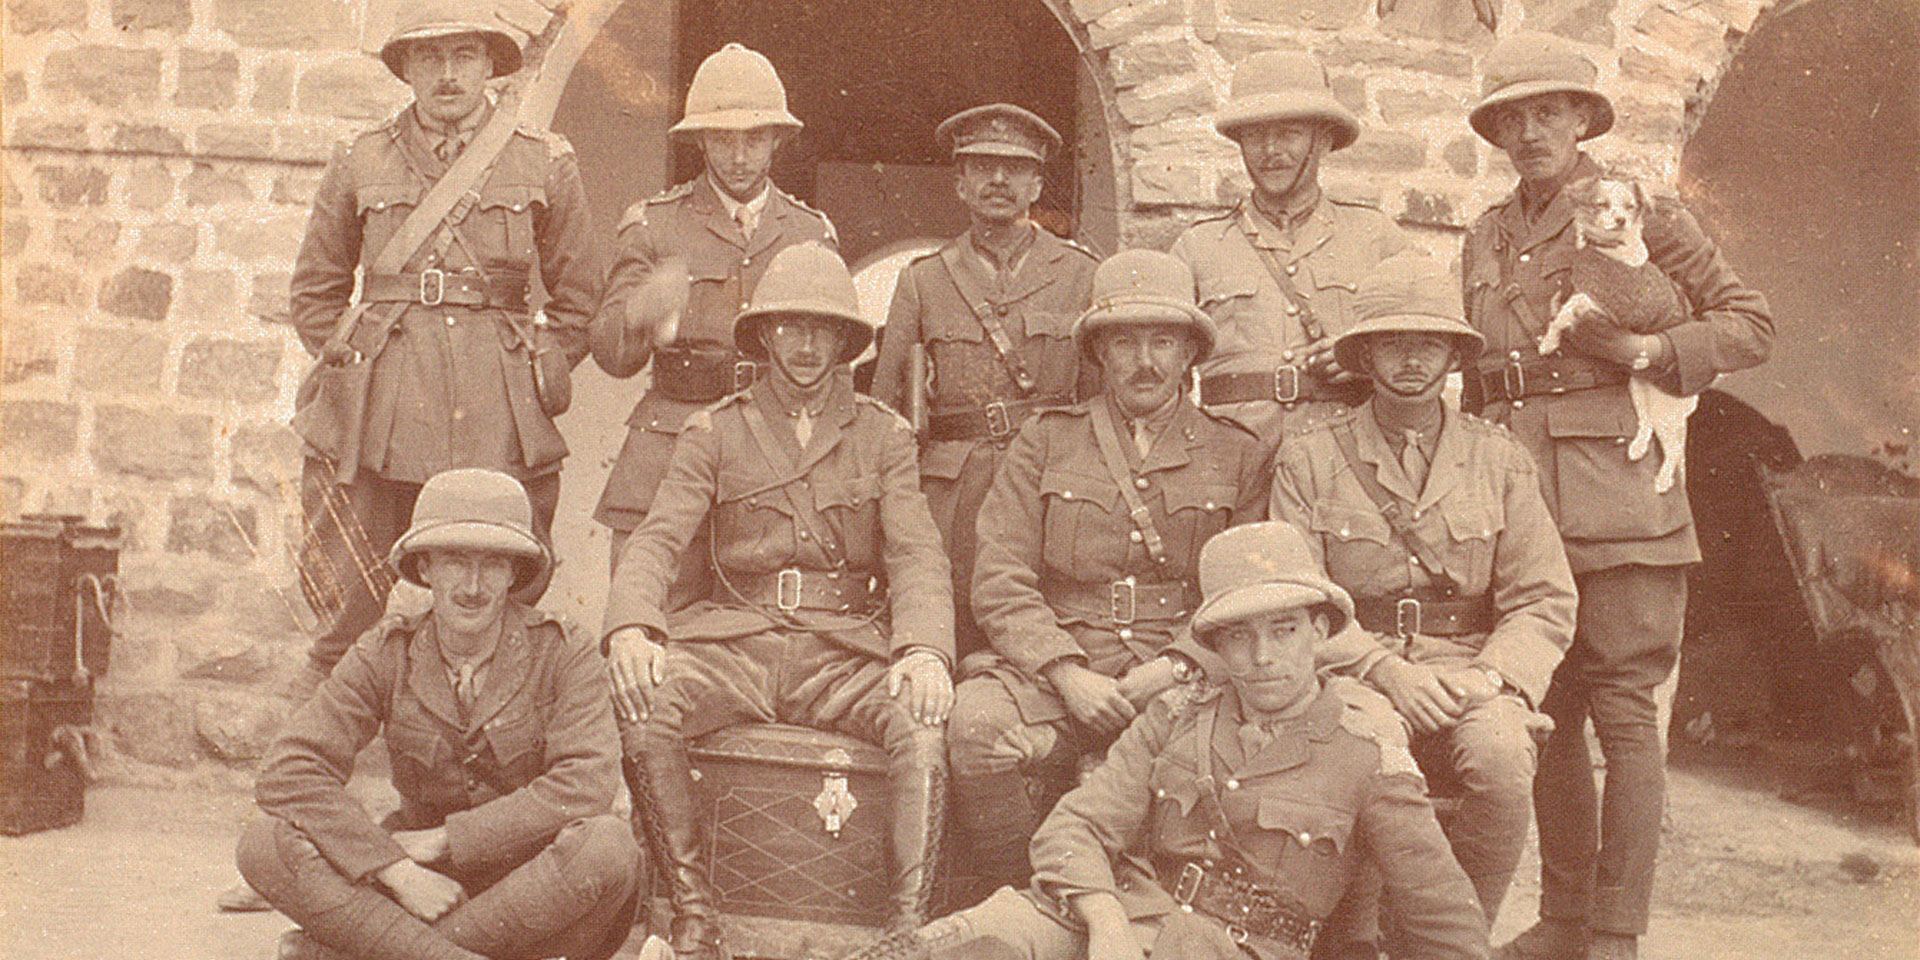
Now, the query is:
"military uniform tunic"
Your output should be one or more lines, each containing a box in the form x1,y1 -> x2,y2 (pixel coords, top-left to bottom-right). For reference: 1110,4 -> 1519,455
1171,196 -> 1412,444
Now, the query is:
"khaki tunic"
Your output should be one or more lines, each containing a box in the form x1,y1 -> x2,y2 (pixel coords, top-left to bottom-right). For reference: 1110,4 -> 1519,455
1461,154 -> 1773,574
592,177 -> 837,529
288,106 -> 598,484
1270,405 -> 1577,704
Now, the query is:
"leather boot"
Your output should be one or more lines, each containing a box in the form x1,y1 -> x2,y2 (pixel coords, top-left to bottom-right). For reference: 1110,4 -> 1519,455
836,912 -> 1021,960
947,767 -> 1039,909
887,739 -> 948,934
1494,918 -> 1590,960
628,731 -> 724,960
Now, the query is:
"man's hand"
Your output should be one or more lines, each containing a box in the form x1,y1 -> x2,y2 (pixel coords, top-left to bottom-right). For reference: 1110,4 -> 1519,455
1074,893 -> 1146,960
1114,656 -> 1178,709
1303,336 -> 1363,384
1366,656 -> 1463,733
391,827 -> 449,866
1046,661 -> 1136,737
1436,665 -> 1502,710
1558,294 -> 1661,369
888,650 -> 953,726
607,627 -> 667,723
376,858 -> 464,922
629,256 -> 689,347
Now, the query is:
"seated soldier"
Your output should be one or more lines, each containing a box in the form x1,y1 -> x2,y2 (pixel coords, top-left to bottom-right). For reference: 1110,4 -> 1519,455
843,521 -> 1488,960
236,469 -> 638,960
1269,253 -> 1577,926
602,242 -> 955,960
952,249 -> 1268,902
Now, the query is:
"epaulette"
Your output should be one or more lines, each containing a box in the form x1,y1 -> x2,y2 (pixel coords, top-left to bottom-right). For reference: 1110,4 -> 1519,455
1194,403 -> 1261,440
1326,193 -> 1385,210
1281,405 -> 1358,439
781,188 -> 838,245
617,181 -> 698,233
904,246 -> 942,268
648,180 -> 697,206
1161,679 -> 1221,722
1035,399 -> 1092,419
350,609 -> 419,654
1059,236 -> 1100,261
1456,409 -> 1509,435
517,123 -> 575,161
854,393 -> 914,431
1327,678 -> 1421,778
1190,204 -> 1238,226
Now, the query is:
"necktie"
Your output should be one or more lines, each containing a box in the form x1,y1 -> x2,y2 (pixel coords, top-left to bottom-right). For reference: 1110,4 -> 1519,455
1401,429 -> 1429,491
454,662 -> 477,718
1238,720 -> 1275,758
435,132 -> 465,163
735,205 -> 755,238
793,409 -> 813,448
1131,420 -> 1154,460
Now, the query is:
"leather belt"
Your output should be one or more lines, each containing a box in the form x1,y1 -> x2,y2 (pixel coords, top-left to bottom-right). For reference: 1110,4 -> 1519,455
1352,593 -> 1494,638
1474,355 -> 1628,405
1167,860 -> 1321,957
730,567 -> 877,614
1050,576 -> 1193,627
362,270 -> 529,309
925,396 -> 1068,442
1198,368 -> 1364,407
652,346 -> 759,403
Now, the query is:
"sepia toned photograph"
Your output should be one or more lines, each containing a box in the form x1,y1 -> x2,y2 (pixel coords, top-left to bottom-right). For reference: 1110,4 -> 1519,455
0,1 -> 1914,958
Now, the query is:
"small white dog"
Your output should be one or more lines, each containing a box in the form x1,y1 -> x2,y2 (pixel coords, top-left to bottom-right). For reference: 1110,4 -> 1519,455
1536,174 -> 1696,495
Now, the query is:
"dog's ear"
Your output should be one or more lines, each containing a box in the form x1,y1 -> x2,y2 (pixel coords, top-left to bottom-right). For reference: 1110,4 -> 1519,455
1629,179 -> 1652,216
1567,175 -> 1599,205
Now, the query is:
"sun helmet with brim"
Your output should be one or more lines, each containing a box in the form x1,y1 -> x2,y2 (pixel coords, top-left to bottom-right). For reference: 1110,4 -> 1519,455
390,468 -> 550,593
670,43 -> 804,136
1332,253 -> 1485,375
733,242 -> 874,366
1071,249 -> 1218,364
378,0 -> 524,81
1190,522 -> 1354,640
1469,33 -> 1616,145
1214,50 -> 1360,150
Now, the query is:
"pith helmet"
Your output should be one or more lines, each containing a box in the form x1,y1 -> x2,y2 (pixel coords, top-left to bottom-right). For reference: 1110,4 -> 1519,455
936,103 -> 1062,163
1191,522 -> 1353,639
671,43 -> 804,136
390,469 -> 550,592
1469,33 -> 1616,144
734,242 -> 874,365
1333,253 -> 1485,374
1072,249 -> 1218,363
1216,51 -> 1360,150
378,0 -> 523,81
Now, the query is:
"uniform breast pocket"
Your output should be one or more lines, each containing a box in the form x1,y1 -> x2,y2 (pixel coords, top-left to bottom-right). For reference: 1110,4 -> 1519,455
355,184 -> 420,239
715,488 -> 799,567
385,721 -> 449,792
1019,310 -> 1076,342
1255,796 -> 1355,904
1545,392 -> 1690,541
1040,469 -> 1121,573
1148,757 -> 1203,821
1159,483 -> 1239,555
483,711 -> 546,785
813,474 -> 882,535
1310,501 -> 1396,589
474,184 -> 545,264
1439,500 -> 1503,590
1197,274 -> 1260,317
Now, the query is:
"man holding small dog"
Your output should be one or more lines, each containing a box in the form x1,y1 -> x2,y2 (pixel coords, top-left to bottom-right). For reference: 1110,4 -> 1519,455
1459,33 -> 1773,960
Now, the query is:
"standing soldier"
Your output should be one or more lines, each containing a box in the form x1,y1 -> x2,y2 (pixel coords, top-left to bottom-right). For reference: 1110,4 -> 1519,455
1270,254 -> 1577,930
950,250 -> 1268,903
869,103 -> 1100,660
843,522 -> 1488,960
592,42 -> 836,585
603,244 -> 954,960
1172,51 -> 1412,448
284,0 -> 596,698
1459,35 -> 1773,960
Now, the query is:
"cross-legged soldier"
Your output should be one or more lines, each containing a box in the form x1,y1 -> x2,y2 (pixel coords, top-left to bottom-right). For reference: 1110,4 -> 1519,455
948,250 -> 1269,904
602,244 -> 954,960
870,103 -> 1100,660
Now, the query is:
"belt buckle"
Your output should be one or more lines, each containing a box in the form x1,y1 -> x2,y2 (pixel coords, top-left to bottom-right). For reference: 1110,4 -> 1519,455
984,401 -> 1014,439
1395,597 -> 1421,638
733,360 -> 759,392
1110,576 -> 1137,625
1500,360 -> 1526,401
1173,863 -> 1205,905
776,568 -> 802,613
1273,364 -> 1301,404
1226,924 -> 1250,945
419,268 -> 445,307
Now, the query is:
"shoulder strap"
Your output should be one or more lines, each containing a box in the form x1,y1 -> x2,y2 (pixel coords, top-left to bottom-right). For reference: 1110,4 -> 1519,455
1088,401 -> 1169,568
737,399 -> 848,569
937,244 -> 1039,394
1239,212 -> 1330,343
1329,424 -> 1461,594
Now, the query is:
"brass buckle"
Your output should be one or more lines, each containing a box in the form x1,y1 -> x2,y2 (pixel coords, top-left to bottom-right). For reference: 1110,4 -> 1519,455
1111,576 -> 1137,625
1226,924 -> 1250,945
1395,597 -> 1422,638
733,360 -> 759,392
1500,360 -> 1526,401
1173,863 -> 1205,905
1273,364 -> 1301,404
776,568 -> 803,612
419,268 -> 445,306
983,401 -> 1014,439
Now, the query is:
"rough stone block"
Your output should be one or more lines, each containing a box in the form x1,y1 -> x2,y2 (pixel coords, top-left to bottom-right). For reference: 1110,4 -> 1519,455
4,71 -> 26,107
11,119 -> 90,150
1117,77 -> 1214,127
193,691 -> 285,757
109,123 -> 188,155
0,400 -> 80,463
178,338 -> 283,403
179,269 -> 239,323
1329,74 -> 1368,115
74,326 -> 168,395
228,575 -> 305,642
1399,188 -> 1462,227
251,57 -> 297,112
15,262 -> 88,307
1379,0 -> 1493,44
52,218 -> 122,261
1341,131 -> 1427,171
92,405 -> 214,481
1616,97 -> 1685,144
0,313 -> 57,385
37,485 -> 94,518
1067,0 -> 1130,21
1120,209 -> 1196,253
1522,0 -> 1617,46
36,164 -> 111,207
1086,0 -> 1182,50
43,45 -> 163,109
249,272 -> 292,324
1,217 -> 28,261
1442,136 -> 1478,177
1321,38 -> 1475,78
215,0 -> 354,49
183,161 -> 254,205
1111,38 -> 1197,89
126,162 -> 173,209
231,423 -> 302,495
1620,44 -> 1698,86
1224,0 -> 1366,30
1377,89 -> 1468,127
176,49 -> 239,110
97,689 -> 199,767
100,267 -> 174,321
120,555 -> 222,619
276,124 -> 341,164
7,0 -> 86,33
1212,27 -> 1304,66
1634,3 -> 1728,63
297,56 -> 406,122
270,170 -> 324,206
199,123 -> 275,160
136,222 -> 198,263
113,0 -> 191,30
216,216 -> 304,263
1132,158 -> 1218,207
167,494 -> 258,563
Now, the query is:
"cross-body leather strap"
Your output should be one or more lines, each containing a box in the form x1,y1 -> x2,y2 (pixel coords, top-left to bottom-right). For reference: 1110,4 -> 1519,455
1088,401 -> 1170,568
1329,423 -> 1463,595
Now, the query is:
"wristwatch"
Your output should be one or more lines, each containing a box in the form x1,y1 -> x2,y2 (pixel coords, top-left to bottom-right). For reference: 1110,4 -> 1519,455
1478,664 -> 1506,692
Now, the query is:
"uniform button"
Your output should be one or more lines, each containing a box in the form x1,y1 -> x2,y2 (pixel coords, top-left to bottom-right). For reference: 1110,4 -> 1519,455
1062,491 -> 1074,500
1509,350 -> 1523,361
1512,399 -> 1525,409
995,305 -> 1009,316
1300,831 -> 1312,843
799,531 -> 811,540
1129,530 -> 1143,543
1282,349 -> 1296,362
1118,627 -> 1133,641
1519,253 -> 1531,263
1226,779 -> 1240,790
1284,264 -> 1297,275
1156,788 -> 1168,798
1285,304 -> 1300,316
1134,477 -> 1149,490
445,316 -> 456,326
1338,527 -> 1351,537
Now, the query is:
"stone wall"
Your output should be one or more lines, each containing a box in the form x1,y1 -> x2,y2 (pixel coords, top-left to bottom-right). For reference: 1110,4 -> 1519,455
1,0 -> 1774,779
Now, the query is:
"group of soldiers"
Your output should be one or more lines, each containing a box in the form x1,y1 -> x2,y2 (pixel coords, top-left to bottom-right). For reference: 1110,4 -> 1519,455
233,4 -> 1774,960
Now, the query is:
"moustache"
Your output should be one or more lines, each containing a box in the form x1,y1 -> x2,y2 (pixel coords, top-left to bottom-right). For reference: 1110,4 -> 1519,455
433,83 -> 467,97
1126,370 -> 1166,388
